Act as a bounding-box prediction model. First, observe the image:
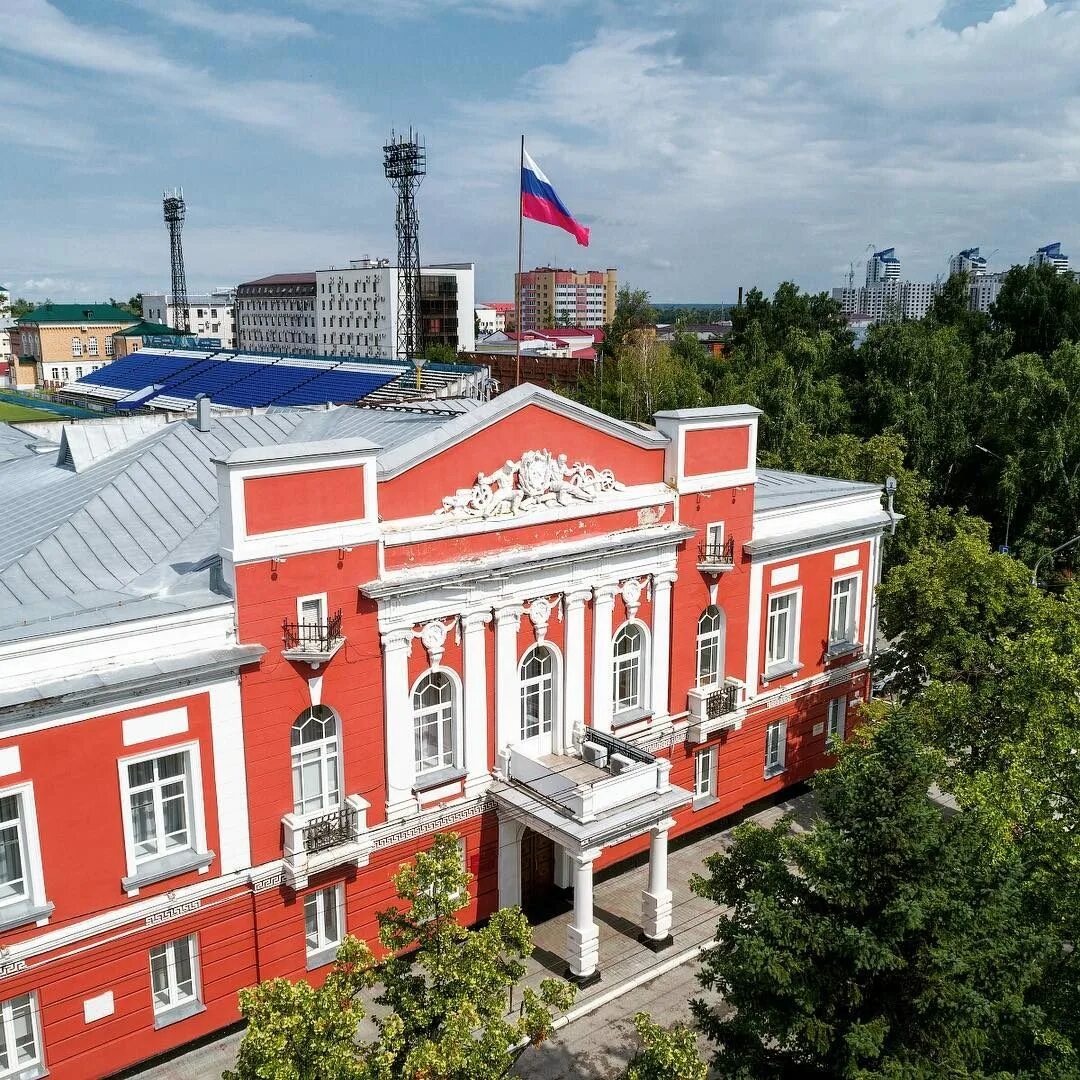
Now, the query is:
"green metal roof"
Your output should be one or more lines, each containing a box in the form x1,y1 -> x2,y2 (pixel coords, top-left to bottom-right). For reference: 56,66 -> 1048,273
18,304 -> 137,325
113,320 -> 178,337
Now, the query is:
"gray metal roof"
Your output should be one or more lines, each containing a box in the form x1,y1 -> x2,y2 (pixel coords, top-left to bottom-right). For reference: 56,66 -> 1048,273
755,469 -> 882,511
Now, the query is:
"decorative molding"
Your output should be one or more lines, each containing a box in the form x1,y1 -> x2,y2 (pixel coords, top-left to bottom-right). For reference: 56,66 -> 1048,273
620,577 -> 650,619
372,795 -> 496,849
436,449 -> 623,519
525,596 -> 562,642
494,605 -> 524,631
381,628 -> 415,656
417,618 -> 458,666
307,674 -> 323,708
460,611 -> 493,632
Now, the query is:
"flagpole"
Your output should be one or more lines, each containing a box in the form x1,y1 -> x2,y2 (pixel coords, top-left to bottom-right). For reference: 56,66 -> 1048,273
515,133 -> 525,388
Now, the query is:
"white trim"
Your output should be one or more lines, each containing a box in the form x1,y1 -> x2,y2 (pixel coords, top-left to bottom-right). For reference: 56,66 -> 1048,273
769,563 -> 799,587
649,574 -> 673,721
591,586 -> 617,734
122,707 -> 189,747
744,558 -> 763,697
612,618 -> 651,719
693,746 -> 717,802
516,641 -> 562,756
764,587 -> 801,675
0,750 -> 20,779
149,933 -> 201,1018
208,680 -> 250,874
304,883 -> 344,964
0,782 -> 48,915
828,572 -> 862,645
411,666 -> 464,779
295,592 -> 328,628
833,548 -> 860,570
764,719 -> 787,776
827,697 -> 847,741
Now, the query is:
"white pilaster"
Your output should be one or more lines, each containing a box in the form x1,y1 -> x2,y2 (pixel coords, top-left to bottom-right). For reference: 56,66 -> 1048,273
590,585 -> 617,734
563,589 -> 591,751
649,573 -> 675,720
641,817 -> 675,947
462,611 -> 492,793
381,629 -> 415,820
498,818 -> 523,909
567,850 -> 601,980
208,677 -> 250,874
494,605 -> 524,760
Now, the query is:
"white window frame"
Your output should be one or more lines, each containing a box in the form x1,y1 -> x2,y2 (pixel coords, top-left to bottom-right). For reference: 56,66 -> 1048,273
765,589 -> 800,676
695,606 -> 725,688
291,706 -> 341,817
764,720 -> 787,777
70,337 -> 82,357
694,747 -> 717,803
0,992 -> 44,1078
827,697 -> 847,742
104,337 -> 114,356
304,883 -> 344,968
296,592 -> 327,629
518,644 -> 557,743
612,620 -> 650,717
828,574 -> 861,646
87,336 -> 98,356
704,521 -> 724,553
148,934 -> 202,1026
0,784 -> 48,927
117,743 -> 207,887
412,669 -> 461,777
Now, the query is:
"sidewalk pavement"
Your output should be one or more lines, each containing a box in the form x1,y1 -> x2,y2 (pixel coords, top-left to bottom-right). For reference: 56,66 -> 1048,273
131,789 -> 816,1078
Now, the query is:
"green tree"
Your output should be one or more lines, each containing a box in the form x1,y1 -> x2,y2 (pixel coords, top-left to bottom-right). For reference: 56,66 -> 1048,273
990,262 -> 1080,356
9,298 -> 35,319
727,282 -> 852,356
227,833 -> 575,1080
607,286 -> 658,351
622,1013 -> 706,1080
422,342 -> 459,363
690,710 -> 1064,1079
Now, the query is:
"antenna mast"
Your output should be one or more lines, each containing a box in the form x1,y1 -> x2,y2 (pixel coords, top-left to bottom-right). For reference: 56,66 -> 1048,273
383,130 -> 426,361
162,188 -> 190,334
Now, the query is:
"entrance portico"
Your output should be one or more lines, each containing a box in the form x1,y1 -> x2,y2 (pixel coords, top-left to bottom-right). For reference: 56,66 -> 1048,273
492,729 -> 691,984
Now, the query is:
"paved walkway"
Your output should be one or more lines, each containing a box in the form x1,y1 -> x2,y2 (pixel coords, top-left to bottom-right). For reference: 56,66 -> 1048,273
132,790 -> 815,1078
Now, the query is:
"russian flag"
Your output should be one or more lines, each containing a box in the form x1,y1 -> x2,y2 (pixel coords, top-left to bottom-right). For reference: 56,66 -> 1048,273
521,149 -> 590,247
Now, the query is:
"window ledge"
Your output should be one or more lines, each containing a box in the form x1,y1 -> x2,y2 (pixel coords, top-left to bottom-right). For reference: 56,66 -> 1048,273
7,1062 -> 46,1080
412,766 -> 467,794
692,794 -> 718,812
612,707 -> 652,730
764,765 -> 786,780
153,999 -> 206,1030
306,944 -> 341,971
0,899 -> 53,935
762,662 -> 802,684
122,849 -> 215,893
825,640 -> 862,660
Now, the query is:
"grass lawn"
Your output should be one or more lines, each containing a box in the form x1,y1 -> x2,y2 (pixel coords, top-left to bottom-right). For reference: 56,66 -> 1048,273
0,402 -> 57,422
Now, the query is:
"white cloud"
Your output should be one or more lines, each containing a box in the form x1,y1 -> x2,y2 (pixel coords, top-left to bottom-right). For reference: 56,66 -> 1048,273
131,0 -> 317,41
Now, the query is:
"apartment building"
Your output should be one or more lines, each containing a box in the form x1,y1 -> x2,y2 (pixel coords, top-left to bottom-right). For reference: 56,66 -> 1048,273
515,267 -> 617,332
1030,242 -> 1070,274
234,274 -> 318,355
141,291 -> 236,348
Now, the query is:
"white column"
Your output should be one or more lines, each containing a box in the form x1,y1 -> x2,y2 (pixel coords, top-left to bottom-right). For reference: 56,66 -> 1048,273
382,629 -> 415,820
462,611 -> 492,793
566,851 -> 600,981
563,589 -> 591,752
497,818 -> 523,909
640,817 -> 675,948
208,678 -> 251,874
649,573 -> 675,721
591,585 -> 617,734
494,606 -> 523,763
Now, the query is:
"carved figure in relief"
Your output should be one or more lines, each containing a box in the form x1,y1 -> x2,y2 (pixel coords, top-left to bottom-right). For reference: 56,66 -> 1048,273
548,453 -> 596,504
477,460 -> 523,517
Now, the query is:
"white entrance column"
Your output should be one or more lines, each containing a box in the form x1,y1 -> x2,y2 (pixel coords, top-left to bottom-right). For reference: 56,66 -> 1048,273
497,818 -> 523,909
462,611 -> 492,795
591,585 -> 618,734
640,816 -> 676,950
562,589 -> 591,751
381,628 -> 415,820
649,573 -> 675,721
567,850 -> 601,983
494,605 -> 524,767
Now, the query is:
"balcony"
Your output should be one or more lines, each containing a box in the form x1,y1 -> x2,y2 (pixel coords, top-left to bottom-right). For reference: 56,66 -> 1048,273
687,676 -> 747,742
281,609 -> 344,668
697,535 -> 735,573
282,794 -> 371,889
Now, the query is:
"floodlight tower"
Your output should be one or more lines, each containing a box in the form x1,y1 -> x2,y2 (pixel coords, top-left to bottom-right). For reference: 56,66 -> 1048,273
162,187 -> 190,334
383,130 -> 426,361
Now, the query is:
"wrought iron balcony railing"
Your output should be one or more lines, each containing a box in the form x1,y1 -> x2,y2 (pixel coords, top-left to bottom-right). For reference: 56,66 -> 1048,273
282,609 -> 343,654
706,680 -> 740,720
697,534 -> 735,569
303,803 -> 358,855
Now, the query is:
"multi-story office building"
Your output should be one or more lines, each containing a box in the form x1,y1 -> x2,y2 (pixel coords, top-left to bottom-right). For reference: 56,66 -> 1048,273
0,385 -> 890,1076
969,272 -> 1006,313
949,248 -> 989,278
832,279 -> 936,322
1030,242 -> 1070,274
475,302 -> 515,335
235,274 -> 318,355
315,259 -> 475,359
865,248 -> 901,286
516,267 -> 617,332
141,291 -> 237,348
17,303 -> 137,387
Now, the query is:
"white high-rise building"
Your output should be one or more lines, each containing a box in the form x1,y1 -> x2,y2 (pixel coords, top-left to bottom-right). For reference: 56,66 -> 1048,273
949,248 -> 988,278
969,273 -> 1006,313
1030,242 -> 1070,274
142,289 -> 237,347
832,278 -> 936,323
866,247 -> 901,286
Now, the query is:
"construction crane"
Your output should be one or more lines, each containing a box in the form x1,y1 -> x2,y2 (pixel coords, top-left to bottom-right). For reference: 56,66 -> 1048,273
162,188 -> 190,334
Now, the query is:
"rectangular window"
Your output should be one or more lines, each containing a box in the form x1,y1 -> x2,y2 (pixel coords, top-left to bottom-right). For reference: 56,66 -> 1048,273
121,749 -> 198,871
71,337 -> 82,357
61,367 -> 69,381
304,884 -> 343,966
765,720 -> 787,776
827,697 -> 847,742
49,368 -> 58,382
75,366 -> 83,378
0,797 -> 27,907
149,935 -> 201,1022
694,747 -> 716,801
87,336 -> 98,355
829,576 -> 859,645
104,337 -> 114,356
765,592 -> 798,672
0,993 -> 43,1077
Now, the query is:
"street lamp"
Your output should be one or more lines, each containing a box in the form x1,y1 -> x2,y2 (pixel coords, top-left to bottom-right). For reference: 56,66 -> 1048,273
974,443 -> 1012,551
1031,534 -> 1080,587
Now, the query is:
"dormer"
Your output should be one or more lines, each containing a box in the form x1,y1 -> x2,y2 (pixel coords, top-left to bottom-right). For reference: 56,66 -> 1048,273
652,405 -> 760,494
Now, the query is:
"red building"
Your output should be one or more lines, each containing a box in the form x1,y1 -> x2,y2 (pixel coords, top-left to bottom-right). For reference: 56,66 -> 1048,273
0,386 -> 889,1076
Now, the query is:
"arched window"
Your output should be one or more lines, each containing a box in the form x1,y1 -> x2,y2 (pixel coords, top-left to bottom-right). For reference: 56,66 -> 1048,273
612,623 -> 647,715
519,645 -> 555,741
696,606 -> 725,688
291,705 -> 340,816
413,671 -> 457,775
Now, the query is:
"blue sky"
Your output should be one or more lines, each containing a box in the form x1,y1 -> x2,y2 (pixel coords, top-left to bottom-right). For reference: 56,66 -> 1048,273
4,0 -> 1080,304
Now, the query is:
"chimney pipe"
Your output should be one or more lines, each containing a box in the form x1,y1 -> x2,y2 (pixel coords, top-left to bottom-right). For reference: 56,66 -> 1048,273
195,394 -> 211,432
737,285 -> 743,308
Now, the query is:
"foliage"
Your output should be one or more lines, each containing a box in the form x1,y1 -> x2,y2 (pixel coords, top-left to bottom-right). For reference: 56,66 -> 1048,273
727,282 -> 852,356
227,833 -> 575,1080
622,1012 -> 706,1080
9,298 -> 35,318
690,710 -> 1066,1079
422,342 -> 459,363
990,262 -> 1080,357
606,286 -> 658,352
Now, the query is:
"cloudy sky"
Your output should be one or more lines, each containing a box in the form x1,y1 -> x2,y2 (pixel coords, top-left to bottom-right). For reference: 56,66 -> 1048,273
3,0 -> 1079,304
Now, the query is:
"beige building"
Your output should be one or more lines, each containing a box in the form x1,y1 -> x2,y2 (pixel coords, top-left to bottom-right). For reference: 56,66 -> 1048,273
18,303 -> 137,387
515,267 -> 617,331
